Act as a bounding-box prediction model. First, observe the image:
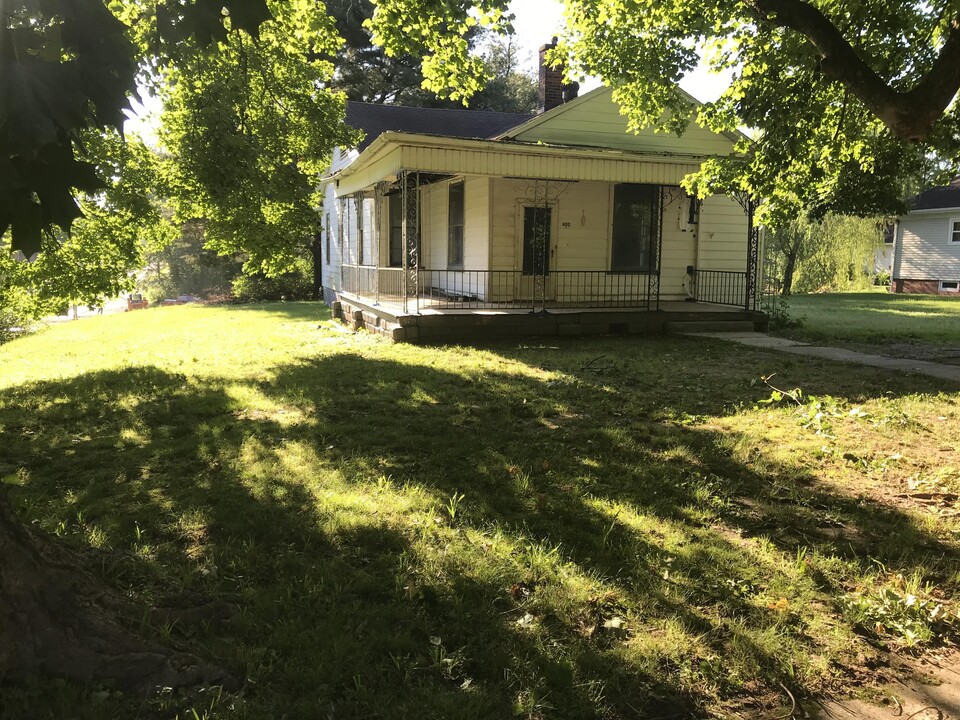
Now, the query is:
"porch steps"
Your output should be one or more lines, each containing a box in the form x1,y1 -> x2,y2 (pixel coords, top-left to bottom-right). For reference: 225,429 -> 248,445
332,300 -> 406,341
664,319 -> 758,334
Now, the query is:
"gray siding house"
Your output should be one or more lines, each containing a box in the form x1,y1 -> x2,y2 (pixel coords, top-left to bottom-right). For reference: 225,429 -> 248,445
892,178 -> 960,294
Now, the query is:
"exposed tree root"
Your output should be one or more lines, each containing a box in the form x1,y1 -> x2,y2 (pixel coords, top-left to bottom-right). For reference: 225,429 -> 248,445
0,490 -> 238,695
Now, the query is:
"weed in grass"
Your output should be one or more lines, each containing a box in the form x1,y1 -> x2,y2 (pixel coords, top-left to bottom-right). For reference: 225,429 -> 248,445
840,572 -> 960,648
445,491 -> 465,522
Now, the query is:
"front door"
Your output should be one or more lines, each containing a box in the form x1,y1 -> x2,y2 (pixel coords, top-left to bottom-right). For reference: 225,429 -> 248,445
516,205 -> 554,303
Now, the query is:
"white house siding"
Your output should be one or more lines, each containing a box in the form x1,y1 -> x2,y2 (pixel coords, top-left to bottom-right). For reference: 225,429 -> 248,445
321,179 -> 376,295
486,178 -> 710,302
896,212 -> 960,282
413,177 -> 490,298
659,192 -> 697,300
698,195 -> 748,272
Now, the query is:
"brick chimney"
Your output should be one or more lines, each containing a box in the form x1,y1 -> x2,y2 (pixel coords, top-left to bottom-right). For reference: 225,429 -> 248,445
538,38 -> 563,113
538,38 -> 579,113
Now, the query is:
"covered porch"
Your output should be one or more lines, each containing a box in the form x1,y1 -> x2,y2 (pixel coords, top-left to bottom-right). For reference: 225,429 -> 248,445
324,132 -> 762,340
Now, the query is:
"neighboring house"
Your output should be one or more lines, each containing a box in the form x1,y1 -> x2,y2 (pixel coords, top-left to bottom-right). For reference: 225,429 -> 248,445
320,41 -> 764,341
891,176 -> 960,295
874,223 -> 895,276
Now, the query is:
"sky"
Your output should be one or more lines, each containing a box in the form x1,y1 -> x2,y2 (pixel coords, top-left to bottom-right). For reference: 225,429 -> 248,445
507,0 -> 730,104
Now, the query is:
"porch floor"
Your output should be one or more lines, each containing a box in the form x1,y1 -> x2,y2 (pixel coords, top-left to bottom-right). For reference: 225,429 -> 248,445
334,292 -> 767,343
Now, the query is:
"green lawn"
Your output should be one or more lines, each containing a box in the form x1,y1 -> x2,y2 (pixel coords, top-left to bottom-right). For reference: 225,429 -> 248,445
779,289 -> 960,363
2,303 -> 959,719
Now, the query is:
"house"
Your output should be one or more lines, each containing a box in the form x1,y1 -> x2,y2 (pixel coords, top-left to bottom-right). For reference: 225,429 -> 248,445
891,176 -> 960,294
320,41 -> 765,341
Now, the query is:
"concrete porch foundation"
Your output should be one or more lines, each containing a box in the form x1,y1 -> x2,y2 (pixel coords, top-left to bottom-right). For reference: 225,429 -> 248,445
331,293 -> 768,343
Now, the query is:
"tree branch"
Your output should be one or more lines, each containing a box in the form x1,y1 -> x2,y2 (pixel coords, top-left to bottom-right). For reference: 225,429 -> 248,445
746,0 -> 960,141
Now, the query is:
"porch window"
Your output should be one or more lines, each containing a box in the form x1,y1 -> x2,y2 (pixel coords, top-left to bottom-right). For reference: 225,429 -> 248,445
448,182 -> 465,268
611,183 -> 658,272
388,192 -> 422,268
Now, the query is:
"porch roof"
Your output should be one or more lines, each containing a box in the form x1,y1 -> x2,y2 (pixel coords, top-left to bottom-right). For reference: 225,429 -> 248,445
325,132 -> 709,197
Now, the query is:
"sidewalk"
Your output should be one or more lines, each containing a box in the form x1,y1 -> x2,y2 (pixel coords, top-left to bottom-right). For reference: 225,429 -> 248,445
688,331 -> 960,383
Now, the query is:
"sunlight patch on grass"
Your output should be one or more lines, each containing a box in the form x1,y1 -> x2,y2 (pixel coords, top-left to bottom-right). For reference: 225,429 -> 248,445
3,303 -> 960,718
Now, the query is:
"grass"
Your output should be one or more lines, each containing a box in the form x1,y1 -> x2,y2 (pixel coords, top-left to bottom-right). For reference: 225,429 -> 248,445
1,302 -> 960,719
778,289 -> 960,363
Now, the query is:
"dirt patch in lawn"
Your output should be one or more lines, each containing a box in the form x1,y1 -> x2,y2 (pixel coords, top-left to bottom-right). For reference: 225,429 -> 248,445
818,648 -> 960,719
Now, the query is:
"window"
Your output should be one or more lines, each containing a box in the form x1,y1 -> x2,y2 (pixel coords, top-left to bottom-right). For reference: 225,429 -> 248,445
448,182 -> 465,268
389,193 -> 403,267
611,183 -> 658,272
950,219 -> 960,244
388,192 -> 421,267
940,280 -> 959,292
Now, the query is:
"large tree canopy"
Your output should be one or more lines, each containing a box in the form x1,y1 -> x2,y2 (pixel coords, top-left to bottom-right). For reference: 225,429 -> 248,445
369,0 -> 960,220
4,0 -> 960,247
156,0 -> 356,276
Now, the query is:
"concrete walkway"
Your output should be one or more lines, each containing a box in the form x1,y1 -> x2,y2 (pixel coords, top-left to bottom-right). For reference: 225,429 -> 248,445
687,331 -> 960,383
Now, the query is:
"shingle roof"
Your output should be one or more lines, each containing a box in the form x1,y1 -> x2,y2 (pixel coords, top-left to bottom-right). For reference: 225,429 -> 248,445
345,102 -> 534,152
910,176 -> 960,211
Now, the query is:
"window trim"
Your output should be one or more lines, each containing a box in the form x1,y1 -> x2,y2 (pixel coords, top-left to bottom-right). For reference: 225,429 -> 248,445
447,181 -> 465,270
939,280 -> 960,292
949,217 -> 960,245
609,183 -> 659,273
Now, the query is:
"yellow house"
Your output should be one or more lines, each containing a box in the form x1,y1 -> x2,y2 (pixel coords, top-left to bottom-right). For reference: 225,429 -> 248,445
321,51 -> 763,342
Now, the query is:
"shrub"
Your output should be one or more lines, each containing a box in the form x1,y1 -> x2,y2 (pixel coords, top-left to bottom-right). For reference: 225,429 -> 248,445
873,270 -> 891,287
0,285 -> 42,343
231,261 -> 313,302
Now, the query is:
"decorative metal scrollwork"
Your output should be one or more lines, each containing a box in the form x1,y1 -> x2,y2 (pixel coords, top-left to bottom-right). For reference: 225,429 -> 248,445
401,171 -> 420,314
746,211 -> 760,311
731,190 -> 753,214
661,185 -> 687,207
373,181 -> 386,305
514,179 -> 572,204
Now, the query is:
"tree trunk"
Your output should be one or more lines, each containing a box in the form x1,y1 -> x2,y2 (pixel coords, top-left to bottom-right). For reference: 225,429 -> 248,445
310,232 -> 323,301
781,247 -> 798,296
0,489 -> 235,694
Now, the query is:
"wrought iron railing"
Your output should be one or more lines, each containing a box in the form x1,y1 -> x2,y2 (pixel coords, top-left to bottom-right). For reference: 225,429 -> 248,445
341,265 -> 658,310
551,271 -> 654,309
694,269 -> 748,308
418,269 -> 525,308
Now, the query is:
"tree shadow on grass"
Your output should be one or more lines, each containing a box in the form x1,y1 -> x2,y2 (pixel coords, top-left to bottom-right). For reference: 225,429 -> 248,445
0,338 -> 958,719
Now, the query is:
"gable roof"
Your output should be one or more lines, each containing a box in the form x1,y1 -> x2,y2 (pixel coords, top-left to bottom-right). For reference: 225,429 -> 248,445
345,102 -> 533,152
496,86 -> 746,152
909,177 -> 960,211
